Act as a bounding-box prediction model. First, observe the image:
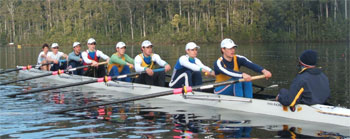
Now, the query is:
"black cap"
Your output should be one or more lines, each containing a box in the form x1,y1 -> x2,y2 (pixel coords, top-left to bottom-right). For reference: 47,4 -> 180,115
299,50 -> 317,66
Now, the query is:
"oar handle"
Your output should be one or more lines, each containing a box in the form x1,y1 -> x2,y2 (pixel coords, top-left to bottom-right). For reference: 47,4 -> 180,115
152,68 -> 165,73
238,75 -> 266,82
58,60 -> 67,63
98,61 -> 108,65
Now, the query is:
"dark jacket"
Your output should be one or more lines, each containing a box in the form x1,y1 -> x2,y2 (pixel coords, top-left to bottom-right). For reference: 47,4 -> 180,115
278,68 -> 330,106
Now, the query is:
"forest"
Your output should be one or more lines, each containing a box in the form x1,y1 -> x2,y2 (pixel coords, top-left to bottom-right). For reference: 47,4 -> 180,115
0,0 -> 349,46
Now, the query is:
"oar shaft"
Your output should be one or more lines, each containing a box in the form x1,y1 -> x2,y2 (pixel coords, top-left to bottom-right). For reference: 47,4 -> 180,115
0,68 -> 21,74
0,62 -> 54,74
68,61 -> 107,71
0,72 -> 52,85
6,79 -> 98,98
1,62 -> 108,85
7,68 -> 165,97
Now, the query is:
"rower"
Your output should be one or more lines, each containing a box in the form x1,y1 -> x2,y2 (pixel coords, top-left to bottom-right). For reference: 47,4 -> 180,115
276,50 -> 330,106
36,43 -> 50,70
169,42 -> 214,88
82,38 -> 110,77
107,42 -> 134,82
134,40 -> 171,86
68,42 -> 83,75
47,43 -> 68,71
213,38 -> 272,98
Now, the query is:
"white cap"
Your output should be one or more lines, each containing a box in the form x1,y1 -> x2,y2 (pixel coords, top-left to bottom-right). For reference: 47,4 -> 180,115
73,42 -> 80,48
185,42 -> 200,50
141,40 -> 152,47
51,43 -> 59,48
87,38 -> 96,44
220,38 -> 238,48
116,42 -> 126,48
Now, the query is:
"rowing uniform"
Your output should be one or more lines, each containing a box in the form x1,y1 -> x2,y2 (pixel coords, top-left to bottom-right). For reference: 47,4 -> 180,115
277,68 -> 330,106
68,51 -> 83,75
107,53 -> 134,82
169,55 -> 212,88
82,50 -> 109,77
134,53 -> 168,86
47,51 -> 67,71
213,55 -> 263,98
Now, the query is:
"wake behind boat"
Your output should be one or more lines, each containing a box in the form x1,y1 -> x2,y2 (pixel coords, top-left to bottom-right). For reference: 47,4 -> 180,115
14,68 -> 350,128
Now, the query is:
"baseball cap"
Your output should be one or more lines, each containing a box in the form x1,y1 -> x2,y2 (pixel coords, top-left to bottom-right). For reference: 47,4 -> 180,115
220,38 -> 238,48
73,42 -> 81,48
185,42 -> 200,50
51,43 -> 59,48
87,38 -> 96,44
141,40 -> 152,47
116,42 -> 126,48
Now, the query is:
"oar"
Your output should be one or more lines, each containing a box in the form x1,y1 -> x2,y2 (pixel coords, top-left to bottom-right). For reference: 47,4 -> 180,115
6,68 -> 165,98
0,62 -> 107,86
0,62 -> 53,74
253,84 -> 279,94
48,75 -> 265,114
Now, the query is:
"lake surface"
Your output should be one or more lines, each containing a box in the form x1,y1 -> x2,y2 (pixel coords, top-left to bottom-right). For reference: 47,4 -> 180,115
0,42 -> 349,138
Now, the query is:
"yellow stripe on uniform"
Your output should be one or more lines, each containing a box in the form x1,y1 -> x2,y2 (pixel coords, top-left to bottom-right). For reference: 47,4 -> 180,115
107,53 -> 125,74
290,88 -> 304,107
139,54 -> 154,69
299,67 -> 308,74
215,56 -> 239,83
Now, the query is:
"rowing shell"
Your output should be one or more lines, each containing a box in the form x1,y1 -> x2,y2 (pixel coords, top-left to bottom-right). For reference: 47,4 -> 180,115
16,69 -> 350,127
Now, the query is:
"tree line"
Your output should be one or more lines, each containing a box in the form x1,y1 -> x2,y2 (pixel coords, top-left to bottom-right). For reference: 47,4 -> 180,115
0,0 -> 349,46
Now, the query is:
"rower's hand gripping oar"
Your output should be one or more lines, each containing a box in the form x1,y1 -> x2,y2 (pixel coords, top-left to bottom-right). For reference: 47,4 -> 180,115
48,75 -> 266,114
0,62 -> 53,74
6,68 -> 165,98
0,62 -> 107,86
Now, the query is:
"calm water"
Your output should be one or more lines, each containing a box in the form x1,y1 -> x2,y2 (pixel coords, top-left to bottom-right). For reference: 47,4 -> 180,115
0,43 -> 349,138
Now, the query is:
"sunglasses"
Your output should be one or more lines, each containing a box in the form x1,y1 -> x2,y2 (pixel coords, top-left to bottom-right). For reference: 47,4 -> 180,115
142,46 -> 153,48
88,42 -> 96,45
53,47 -> 59,49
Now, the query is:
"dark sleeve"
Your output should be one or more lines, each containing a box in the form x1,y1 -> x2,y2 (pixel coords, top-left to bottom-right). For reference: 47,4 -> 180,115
238,57 -> 264,73
213,60 -> 221,75
278,76 -> 305,106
